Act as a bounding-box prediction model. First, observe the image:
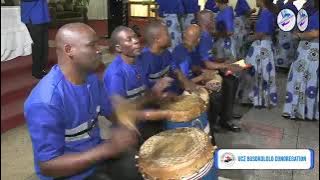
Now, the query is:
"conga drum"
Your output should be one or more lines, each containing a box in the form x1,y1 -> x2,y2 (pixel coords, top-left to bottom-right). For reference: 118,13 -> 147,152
160,89 -> 210,134
137,127 -> 217,180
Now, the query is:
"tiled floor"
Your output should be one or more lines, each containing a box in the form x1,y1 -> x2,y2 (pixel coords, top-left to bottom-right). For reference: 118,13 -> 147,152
1,64 -> 319,180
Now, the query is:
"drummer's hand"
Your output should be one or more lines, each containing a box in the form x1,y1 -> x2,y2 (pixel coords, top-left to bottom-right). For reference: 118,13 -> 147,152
109,127 -> 138,153
201,69 -> 218,82
152,77 -> 174,97
227,64 -> 243,73
184,81 -> 198,92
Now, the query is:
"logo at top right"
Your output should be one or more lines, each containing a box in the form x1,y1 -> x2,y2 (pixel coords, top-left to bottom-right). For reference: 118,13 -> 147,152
277,8 -> 309,32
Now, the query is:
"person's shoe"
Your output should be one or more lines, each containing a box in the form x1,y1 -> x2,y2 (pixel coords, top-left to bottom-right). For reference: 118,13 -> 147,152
232,113 -> 242,119
221,123 -> 241,132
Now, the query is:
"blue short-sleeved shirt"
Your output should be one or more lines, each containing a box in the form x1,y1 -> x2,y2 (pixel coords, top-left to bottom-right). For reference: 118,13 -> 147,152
255,8 -> 275,35
235,0 -> 251,17
204,0 -> 220,13
24,65 -> 111,180
172,44 -> 196,79
182,0 -> 199,14
104,55 -> 148,101
192,31 -> 215,67
216,6 -> 235,32
306,11 -> 319,32
156,0 -> 185,16
21,0 -> 51,24
140,48 -> 177,88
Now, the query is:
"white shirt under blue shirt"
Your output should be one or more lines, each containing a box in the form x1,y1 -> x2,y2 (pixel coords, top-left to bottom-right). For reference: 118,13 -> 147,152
24,65 -> 112,180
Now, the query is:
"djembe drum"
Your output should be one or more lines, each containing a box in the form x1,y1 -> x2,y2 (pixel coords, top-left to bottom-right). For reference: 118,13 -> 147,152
160,88 -> 210,134
137,127 -> 216,180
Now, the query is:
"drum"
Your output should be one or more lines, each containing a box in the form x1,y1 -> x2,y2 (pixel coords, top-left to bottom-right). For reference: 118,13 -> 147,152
160,90 -> 210,134
137,127 -> 217,180
205,74 -> 223,93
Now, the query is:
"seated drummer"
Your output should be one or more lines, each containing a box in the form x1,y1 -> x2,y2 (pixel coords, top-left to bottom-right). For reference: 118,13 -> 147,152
24,23 -> 143,180
140,20 -> 199,95
171,24 -> 219,144
195,10 -> 242,132
104,26 -> 174,142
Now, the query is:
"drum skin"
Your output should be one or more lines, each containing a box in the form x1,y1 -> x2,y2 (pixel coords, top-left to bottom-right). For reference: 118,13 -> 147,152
137,128 -> 216,180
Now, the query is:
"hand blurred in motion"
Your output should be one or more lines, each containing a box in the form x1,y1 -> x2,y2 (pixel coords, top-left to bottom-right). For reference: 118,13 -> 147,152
110,95 -> 139,132
152,76 -> 174,97
185,81 -> 199,92
201,69 -> 219,82
227,64 -> 243,73
109,126 -> 138,154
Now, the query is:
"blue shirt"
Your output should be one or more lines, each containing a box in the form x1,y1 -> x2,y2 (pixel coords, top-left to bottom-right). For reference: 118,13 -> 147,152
24,65 -> 111,180
204,0 -> 220,13
216,6 -> 234,32
140,48 -> 177,87
235,0 -> 251,17
104,55 -> 148,100
192,31 -> 215,67
306,11 -> 319,32
182,0 -> 199,14
172,44 -> 195,79
20,0 -> 51,24
255,8 -> 275,35
139,47 -> 182,93
156,0 -> 185,16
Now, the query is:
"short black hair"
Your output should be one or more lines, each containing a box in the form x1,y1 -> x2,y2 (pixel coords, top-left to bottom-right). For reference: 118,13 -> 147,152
109,26 -> 131,53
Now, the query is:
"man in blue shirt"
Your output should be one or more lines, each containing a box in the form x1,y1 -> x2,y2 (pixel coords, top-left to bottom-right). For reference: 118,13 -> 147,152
24,23 -> 144,180
141,20 -> 198,94
104,26 -> 175,142
172,24 -> 219,145
195,10 -> 242,132
21,0 -> 50,79
205,0 -> 220,13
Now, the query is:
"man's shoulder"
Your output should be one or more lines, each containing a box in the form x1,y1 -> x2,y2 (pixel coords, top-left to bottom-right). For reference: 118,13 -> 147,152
24,66 -> 64,111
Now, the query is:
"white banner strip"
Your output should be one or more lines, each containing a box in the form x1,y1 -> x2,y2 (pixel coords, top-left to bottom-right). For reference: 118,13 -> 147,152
215,149 -> 314,170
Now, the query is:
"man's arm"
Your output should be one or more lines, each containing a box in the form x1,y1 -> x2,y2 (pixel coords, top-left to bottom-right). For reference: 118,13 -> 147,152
173,69 -> 198,91
26,104 -> 136,178
39,141 -> 127,177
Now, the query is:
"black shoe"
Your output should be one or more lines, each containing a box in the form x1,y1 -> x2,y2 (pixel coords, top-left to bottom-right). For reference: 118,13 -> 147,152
221,123 -> 241,132
232,113 -> 242,119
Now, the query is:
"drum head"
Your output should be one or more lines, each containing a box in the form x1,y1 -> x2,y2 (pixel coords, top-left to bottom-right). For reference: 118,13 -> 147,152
160,94 -> 207,122
138,128 -> 214,180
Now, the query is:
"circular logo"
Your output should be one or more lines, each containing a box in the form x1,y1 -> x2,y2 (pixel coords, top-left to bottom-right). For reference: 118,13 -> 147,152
277,9 -> 296,32
220,152 -> 236,167
297,9 -> 309,31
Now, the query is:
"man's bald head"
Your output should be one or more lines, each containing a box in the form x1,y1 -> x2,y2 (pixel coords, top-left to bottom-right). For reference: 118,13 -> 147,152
55,23 -> 102,72
183,24 -> 201,50
144,20 -> 170,47
184,24 -> 201,38
55,23 -> 95,51
197,10 -> 215,32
